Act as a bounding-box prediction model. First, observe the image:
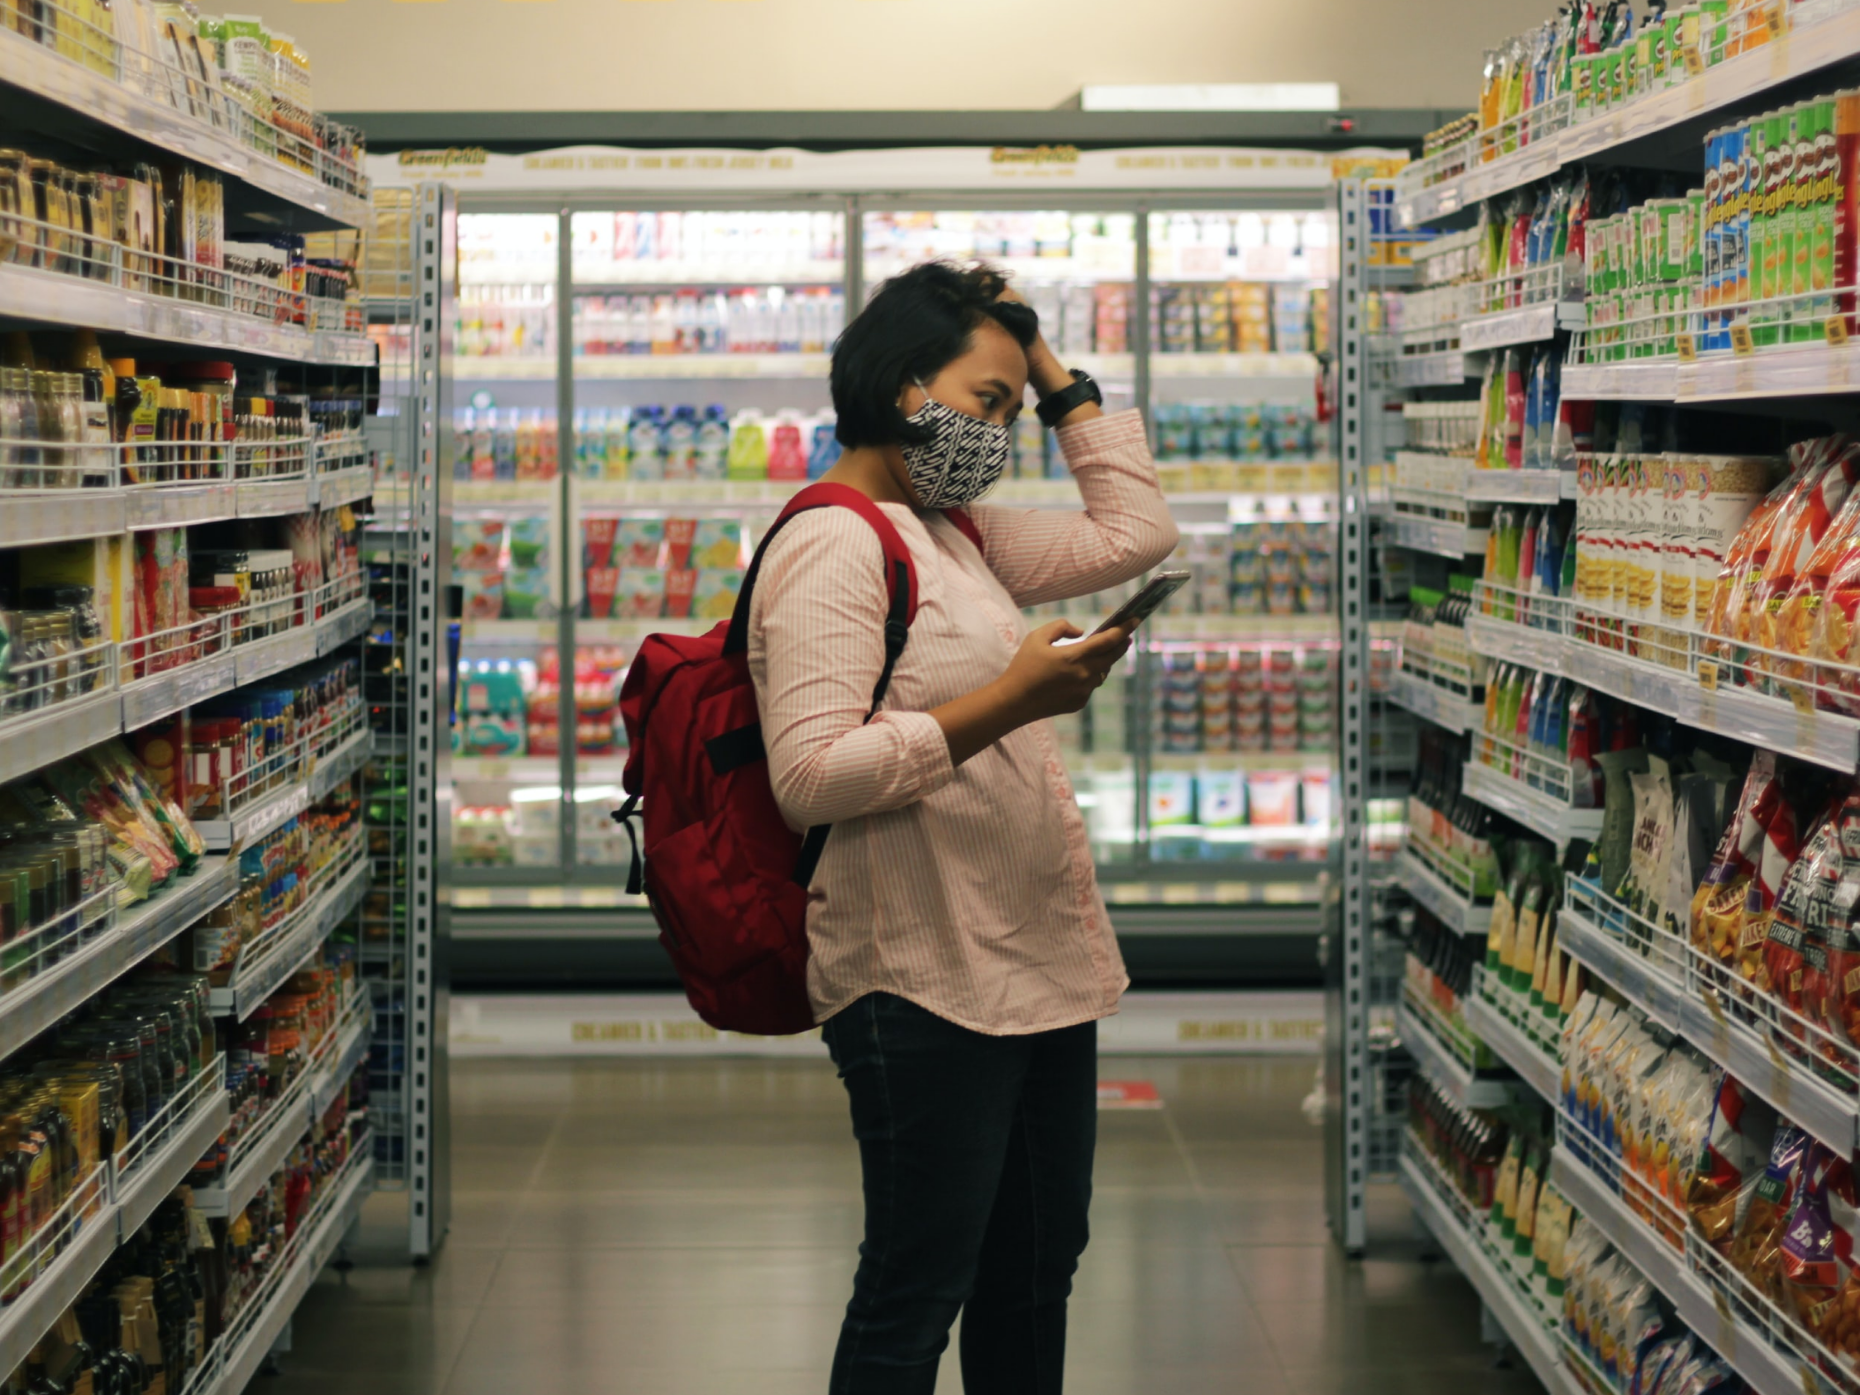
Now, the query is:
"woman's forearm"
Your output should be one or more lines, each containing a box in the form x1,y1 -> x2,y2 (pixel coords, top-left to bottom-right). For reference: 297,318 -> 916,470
931,678 -> 1037,767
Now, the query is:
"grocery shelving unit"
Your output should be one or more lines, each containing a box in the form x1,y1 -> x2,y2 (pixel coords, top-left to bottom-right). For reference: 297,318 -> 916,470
0,19 -> 441,1388
1348,10 -> 1860,1392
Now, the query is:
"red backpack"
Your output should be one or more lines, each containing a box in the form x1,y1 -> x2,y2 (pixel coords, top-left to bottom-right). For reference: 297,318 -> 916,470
615,483 -> 980,1035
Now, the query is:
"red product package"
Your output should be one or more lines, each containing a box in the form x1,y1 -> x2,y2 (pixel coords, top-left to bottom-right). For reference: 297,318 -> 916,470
1817,796 -> 1860,1062
1764,803 -> 1842,1038
583,567 -> 619,619
1751,438 -> 1860,692
581,517 -> 618,570
1736,774 -> 1802,995
1705,450 -> 1817,657
662,518 -> 697,572
662,568 -> 697,619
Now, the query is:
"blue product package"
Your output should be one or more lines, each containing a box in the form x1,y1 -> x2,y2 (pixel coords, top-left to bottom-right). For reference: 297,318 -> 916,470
807,423 -> 841,479
1523,349 -> 1545,470
1536,354 -> 1561,469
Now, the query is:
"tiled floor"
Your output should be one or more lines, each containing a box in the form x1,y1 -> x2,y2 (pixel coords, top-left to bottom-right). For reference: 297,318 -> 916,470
269,1055 -> 1547,1394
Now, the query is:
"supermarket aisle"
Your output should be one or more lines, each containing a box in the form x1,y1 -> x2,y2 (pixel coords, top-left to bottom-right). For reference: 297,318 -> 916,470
269,1056 -> 1544,1395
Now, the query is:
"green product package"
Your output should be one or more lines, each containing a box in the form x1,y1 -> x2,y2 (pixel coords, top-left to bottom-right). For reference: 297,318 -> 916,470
1596,746 -> 1652,898
1749,116 -> 1777,346
1806,98 -> 1836,339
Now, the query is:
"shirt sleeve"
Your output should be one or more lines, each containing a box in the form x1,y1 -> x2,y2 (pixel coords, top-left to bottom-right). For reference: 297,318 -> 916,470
751,509 -> 958,832
963,408 -> 1180,608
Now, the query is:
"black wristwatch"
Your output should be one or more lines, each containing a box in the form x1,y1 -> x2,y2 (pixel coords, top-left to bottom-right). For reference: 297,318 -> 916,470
1034,368 -> 1103,429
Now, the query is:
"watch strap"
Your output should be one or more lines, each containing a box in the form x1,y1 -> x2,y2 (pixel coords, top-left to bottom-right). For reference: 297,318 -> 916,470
1035,368 -> 1102,429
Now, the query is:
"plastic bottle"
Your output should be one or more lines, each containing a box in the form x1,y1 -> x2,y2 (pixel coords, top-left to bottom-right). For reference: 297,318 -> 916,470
768,417 -> 806,481
694,405 -> 730,480
662,405 -> 697,481
627,406 -> 663,481
727,413 -> 768,481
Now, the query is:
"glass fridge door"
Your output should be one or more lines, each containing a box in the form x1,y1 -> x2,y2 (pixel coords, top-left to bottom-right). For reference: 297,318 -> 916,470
448,211 -> 569,878
1140,207 -> 1341,893
566,206 -> 849,869
862,206 -> 1142,867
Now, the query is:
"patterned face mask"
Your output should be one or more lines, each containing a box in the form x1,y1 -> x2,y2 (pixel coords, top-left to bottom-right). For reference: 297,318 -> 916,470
898,386 -> 1011,509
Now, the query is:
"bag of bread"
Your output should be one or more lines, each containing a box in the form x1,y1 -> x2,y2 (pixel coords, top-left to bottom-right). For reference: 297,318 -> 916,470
1813,506 -> 1860,716
1692,753 -> 1782,965
1692,455 -> 1785,635
1749,439 -> 1860,694
1687,1070 -> 1778,1253
1772,485 -> 1860,707
1702,449 -> 1815,660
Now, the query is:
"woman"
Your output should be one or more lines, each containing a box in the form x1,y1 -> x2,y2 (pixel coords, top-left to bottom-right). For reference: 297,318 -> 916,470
747,261 -> 1178,1394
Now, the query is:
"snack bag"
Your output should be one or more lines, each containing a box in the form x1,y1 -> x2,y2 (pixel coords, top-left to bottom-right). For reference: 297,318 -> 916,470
1750,438 -> 1860,692
1702,449 -> 1813,657
1780,1144 -> 1853,1329
1734,774 -> 1802,994
1691,752 -> 1780,963
1687,1070 -> 1778,1251
1728,1123 -> 1811,1301
1772,488 -> 1860,706
1818,795 -> 1860,1063
1813,498 -> 1860,714
1765,804 -> 1842,1039
1618,759 -> 1675,925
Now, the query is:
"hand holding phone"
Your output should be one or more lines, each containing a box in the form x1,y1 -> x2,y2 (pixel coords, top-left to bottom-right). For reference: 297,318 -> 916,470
1091,570 -> 1191,637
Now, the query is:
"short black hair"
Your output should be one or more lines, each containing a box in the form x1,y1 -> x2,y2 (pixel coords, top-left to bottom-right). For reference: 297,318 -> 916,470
830,261 -> 1039,450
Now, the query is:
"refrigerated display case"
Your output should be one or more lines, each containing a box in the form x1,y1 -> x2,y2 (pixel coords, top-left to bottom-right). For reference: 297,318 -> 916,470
370,143 -> 1407,980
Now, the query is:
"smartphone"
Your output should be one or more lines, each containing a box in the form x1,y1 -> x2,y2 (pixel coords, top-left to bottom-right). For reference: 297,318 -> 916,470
1091,570 -> 1191,637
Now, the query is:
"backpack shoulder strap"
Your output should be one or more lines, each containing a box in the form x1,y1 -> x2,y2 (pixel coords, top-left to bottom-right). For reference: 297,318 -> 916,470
942,507 -> 984,556
725,482 -> 917,714
722,483 -> 922,891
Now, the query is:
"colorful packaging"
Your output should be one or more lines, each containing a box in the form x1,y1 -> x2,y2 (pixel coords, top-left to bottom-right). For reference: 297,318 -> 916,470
693,569 -> 745,621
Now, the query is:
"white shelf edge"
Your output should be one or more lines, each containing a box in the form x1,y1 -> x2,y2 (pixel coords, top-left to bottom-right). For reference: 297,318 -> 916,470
1389,671 -> 1481,735
0,1175 -> 116,1376
0,264 -> 371,365
114,1073 -> 231,1242
1555,906 -> 1687,1031
1397,1153 -> 1576,1394
1394,848 -> 1492,936
0,856 -> 236,1064
1462,990 -> 1562,1104
1460,762 -> 1604,848
1396,1001 -> 1514,1110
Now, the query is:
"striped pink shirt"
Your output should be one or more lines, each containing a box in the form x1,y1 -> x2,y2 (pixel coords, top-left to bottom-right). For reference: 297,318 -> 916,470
747,409 -> 1179,1035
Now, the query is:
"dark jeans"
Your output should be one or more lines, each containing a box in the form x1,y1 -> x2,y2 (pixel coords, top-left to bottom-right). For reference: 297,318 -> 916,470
820,992 -> 1098,1395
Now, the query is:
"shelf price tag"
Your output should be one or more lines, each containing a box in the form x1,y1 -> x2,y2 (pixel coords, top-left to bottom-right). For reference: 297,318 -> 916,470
1697,660 -> 1720,692
1827,315 -> 1850,347
1676,332 -> 1698,363
1730,322 -> 1756,357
